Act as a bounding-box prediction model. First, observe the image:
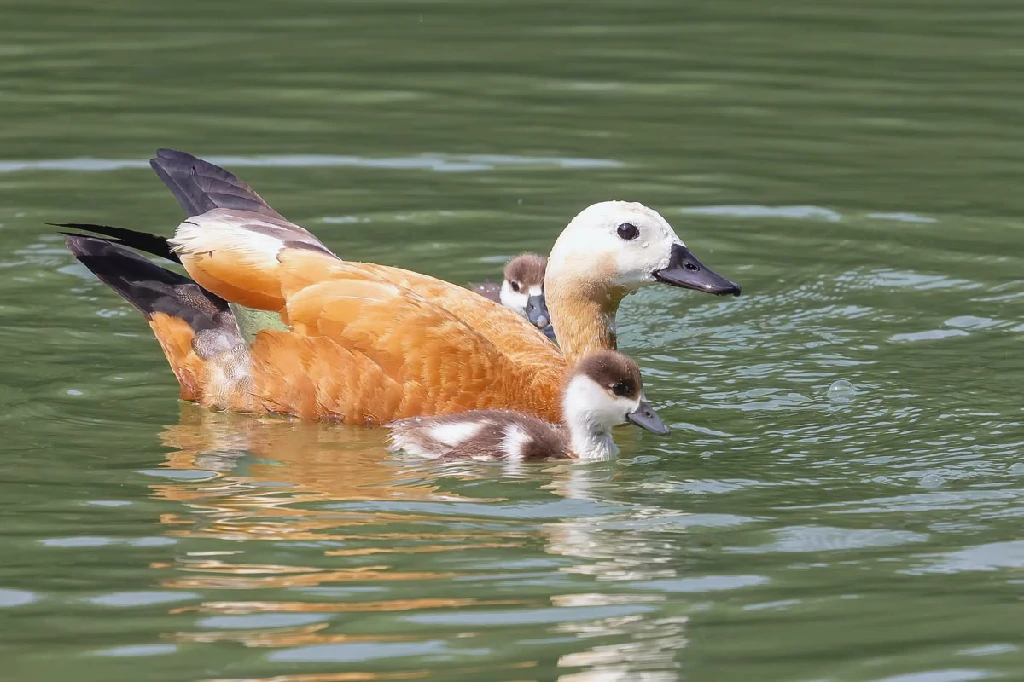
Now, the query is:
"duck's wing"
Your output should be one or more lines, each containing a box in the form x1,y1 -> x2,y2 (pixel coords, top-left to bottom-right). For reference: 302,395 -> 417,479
170,212 -> 564,422
147,149 -> 556,357
252,255 -> 563,422
355,263 -> 561,368
171,210 -> 562,369
150,148 -> 287,220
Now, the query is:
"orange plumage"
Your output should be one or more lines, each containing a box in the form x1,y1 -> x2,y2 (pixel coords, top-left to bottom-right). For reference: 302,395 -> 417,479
179,241 -> 566,423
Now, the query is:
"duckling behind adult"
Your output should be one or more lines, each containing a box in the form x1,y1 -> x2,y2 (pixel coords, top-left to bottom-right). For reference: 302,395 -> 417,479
388,350 -> 668,461
470,253 -> 553,337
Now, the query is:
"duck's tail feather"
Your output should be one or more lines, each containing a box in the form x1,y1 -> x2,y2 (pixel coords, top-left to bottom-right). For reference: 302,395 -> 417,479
54,223 -> 179,262
65,235 -> 252,406
150,148 -> 286,221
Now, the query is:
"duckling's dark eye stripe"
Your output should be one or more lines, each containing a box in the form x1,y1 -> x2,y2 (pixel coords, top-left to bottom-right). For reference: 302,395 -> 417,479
610,382 -> 631,396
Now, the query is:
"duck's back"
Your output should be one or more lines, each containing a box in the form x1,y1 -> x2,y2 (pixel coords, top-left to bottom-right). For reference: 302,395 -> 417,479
389,410 -> 571,460
166,211 -> 566,423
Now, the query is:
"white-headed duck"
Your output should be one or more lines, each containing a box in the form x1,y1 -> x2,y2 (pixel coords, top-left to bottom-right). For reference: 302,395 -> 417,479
62,149 -> 741,424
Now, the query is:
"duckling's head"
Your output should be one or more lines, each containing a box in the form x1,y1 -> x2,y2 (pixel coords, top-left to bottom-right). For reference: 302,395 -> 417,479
563,350 -> 669,441
499,253 -> 550,328
547,201 -> 741,297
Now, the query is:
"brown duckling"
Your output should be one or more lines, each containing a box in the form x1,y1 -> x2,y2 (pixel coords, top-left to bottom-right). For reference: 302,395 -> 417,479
470,253 -> 554,338
387,350 -> 668,461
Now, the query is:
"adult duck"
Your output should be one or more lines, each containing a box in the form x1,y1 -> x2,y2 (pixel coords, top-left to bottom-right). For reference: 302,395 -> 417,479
62,150 -> 740,424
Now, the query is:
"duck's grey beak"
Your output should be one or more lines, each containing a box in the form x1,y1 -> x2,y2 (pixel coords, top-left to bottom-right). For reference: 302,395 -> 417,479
541,324 -> 557,342
525,294 -> 550,329
626,400 -> 670,435
653,243 -> 741,296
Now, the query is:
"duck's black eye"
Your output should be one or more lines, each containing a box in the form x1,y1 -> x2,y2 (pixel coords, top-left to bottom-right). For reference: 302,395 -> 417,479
616,223 -> 639,240
510,281 -> 521,293
611,382 -> 631,397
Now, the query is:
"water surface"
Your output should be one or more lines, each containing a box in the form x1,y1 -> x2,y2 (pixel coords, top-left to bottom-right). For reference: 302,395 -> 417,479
2,1 -> 1024,680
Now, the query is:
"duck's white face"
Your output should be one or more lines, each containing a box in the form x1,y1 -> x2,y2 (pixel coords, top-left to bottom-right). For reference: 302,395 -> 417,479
546,201 -> 741,295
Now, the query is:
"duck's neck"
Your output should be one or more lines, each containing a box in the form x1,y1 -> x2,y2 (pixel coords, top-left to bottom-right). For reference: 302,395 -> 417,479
546,280 -> 629,366
566,418 -> 619,461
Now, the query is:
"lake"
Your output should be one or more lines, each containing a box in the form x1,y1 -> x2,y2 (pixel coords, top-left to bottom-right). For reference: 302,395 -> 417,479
1,0 -> 1023,680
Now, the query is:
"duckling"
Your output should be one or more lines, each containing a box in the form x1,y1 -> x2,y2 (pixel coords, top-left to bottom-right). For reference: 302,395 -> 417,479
387,350 -> 668,461
470,253 -> 554,338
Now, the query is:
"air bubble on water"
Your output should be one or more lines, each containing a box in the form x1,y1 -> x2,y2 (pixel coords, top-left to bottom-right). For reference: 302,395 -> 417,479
919,473 -> 946,489
827,379 -> 856,402
66,389 -> 83,396
1009,463 -> 1024,476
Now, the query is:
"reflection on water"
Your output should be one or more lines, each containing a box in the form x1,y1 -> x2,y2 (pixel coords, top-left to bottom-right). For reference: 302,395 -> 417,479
4,0 -> 1024,679
142,406 -> 707,679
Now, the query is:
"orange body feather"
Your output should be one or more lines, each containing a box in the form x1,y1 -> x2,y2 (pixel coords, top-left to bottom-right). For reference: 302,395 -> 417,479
166,235 -> 567,424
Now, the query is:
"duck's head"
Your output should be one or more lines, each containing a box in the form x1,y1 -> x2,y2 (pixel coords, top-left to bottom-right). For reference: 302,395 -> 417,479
499,253 -> 550,329
547,201 -> 741,297
563,350 -> 669,443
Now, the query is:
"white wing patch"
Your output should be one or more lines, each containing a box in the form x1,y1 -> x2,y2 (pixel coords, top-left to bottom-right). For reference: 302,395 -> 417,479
430,421 -> 486,447
169,210 -> 284,267
500,424 -> 533,461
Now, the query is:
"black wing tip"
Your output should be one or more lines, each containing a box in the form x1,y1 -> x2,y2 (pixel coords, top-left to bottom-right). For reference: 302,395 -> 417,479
154,148 -> 198,162
52,221 -> 128,231
63,232 -> 106,257
53,221 -> 180,262
63,232 -> 151,265
148,147 -> 288,222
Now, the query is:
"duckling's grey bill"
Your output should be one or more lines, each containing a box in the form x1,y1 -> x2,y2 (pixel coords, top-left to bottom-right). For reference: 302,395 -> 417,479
526,294 -> 550,328
626,399 -> 670,435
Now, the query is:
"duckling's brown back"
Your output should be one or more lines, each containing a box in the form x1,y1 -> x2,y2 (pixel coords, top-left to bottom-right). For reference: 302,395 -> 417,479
468,281 -> 502,303
389,410 -> 571,461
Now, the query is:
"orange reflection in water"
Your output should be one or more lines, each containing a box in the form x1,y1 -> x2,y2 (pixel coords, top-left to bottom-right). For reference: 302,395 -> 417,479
147,406 -> 681,680
157,404 -> 434,502
205,660 -> 537,682
147,404 -> 537,658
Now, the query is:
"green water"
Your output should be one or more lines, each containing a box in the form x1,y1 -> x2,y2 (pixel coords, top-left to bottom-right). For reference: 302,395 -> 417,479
2,0 -> 1024,680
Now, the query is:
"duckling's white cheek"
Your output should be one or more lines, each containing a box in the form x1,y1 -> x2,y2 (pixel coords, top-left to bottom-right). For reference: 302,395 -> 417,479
499,281 -> 529,316
617,397 -> 642,424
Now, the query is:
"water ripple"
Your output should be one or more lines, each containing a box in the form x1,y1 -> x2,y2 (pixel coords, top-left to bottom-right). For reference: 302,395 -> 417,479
0,153 -> 621,174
